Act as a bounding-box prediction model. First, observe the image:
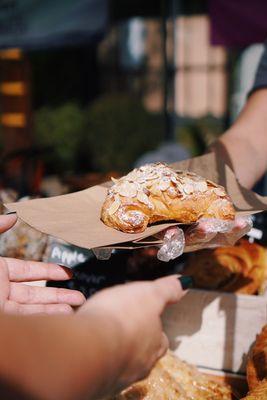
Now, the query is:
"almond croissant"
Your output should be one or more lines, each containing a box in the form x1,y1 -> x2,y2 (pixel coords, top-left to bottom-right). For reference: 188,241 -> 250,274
101,163 -> 235,233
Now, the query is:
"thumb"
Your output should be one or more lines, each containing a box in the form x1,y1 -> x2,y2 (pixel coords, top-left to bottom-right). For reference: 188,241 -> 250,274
0,214 -> 17,234
153,275 -> 187,313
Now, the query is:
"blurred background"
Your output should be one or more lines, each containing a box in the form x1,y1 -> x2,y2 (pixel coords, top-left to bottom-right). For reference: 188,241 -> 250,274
1,0 -> 267,298
0,0 -> 266,197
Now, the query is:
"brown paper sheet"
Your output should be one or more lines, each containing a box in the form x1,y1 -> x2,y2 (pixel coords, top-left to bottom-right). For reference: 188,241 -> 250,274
5,153 -> 267,250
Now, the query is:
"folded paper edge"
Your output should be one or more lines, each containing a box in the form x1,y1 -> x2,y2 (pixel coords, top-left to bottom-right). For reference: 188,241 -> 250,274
4,153 -> 267,250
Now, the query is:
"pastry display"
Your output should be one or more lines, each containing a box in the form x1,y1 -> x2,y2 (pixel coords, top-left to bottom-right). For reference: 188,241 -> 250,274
0,219 -> 48,261
241,379 -> 267,399
101,163 -> 235,233
0,193 -> 48,261
109,351 -> 232,400
247,325 -> 267,390
182,240 -> 267,295
0,189 -> 17,213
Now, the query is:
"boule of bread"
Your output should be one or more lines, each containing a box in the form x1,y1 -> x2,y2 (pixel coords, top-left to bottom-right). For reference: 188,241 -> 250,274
101,163 -> 235,233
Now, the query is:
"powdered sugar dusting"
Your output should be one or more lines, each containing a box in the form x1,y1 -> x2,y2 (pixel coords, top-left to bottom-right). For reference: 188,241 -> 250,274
107,163 -> 227,219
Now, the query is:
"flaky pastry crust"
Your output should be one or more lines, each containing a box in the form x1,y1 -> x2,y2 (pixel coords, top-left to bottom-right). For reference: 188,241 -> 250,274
242,379 -> 267,400
247,325 -> 267,390
109,352 -> 232,400
101,163 -> 235,233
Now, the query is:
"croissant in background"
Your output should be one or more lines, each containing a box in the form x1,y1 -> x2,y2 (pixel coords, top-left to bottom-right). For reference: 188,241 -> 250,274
241,380 -> 267,400
109,351 -> 232,400
242,325 -> 267,399
183,240 -> 267,295
247,325 -> 267,390
101,163 -> 235,233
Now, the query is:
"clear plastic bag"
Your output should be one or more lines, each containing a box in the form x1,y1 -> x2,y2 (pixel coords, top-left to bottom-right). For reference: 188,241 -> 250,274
156,215 -> 253,262
184,215 -> 253,252
92,216 -> 253,263
92,247 -> 113,260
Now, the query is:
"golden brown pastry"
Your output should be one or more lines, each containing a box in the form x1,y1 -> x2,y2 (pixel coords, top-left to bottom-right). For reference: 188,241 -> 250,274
101,163 -> 235,233
109,352 -> 232,400
0,219 -> 48,261
159,351 -> 232,399
247,325 -> 267,391
0,192 -> 48,261
183,240 -> 267,295
241,379 -> 267,399
112,360 -> 187,400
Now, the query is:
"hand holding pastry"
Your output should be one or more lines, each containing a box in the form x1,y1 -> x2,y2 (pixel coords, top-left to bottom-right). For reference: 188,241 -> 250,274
184,215 -> 252,252
154,215 -> 252,262
99,162 -> 241,261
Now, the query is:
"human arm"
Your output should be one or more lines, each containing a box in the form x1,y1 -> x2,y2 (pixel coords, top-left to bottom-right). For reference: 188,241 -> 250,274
0,275 -> 186,400
182,48 -> 267,251
211,41 -> 267,188
211,88 -> 267,189
181,97 -> 263,252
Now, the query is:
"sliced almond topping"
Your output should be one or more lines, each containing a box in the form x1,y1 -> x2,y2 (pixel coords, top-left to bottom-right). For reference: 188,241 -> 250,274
159,178 -> 170,191
186,171 -> 197,177
194,181 -> 208,192
108,195 -> 121,215
167,186 -> 180,198
112,186 -> 119,194
137,190 -> 150,205
213,187 -> 226,197
146,173 -> 159,181
176,182 -> 185,194
182,176 -> 194,185
146,181 -> 154,189
171,176 -> 178,185
207,179 -> 219,188
111,177 -> 119,184
150,186 -> 162,197
118,181 -> 137,197
183,183 -> 194,195
137,178 -> 146,184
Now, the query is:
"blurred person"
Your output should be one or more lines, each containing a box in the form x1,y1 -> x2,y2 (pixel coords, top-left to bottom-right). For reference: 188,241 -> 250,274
211,46 -> 267,190
0,214 -> 188,399
184,41 -> 267,248
135,142 -> 189,167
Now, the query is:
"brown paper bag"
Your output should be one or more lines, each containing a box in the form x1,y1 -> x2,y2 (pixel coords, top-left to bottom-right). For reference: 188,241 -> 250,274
5,153 -> 267,250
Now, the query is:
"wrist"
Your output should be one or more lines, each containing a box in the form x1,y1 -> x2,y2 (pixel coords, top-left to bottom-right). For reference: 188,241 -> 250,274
74,308 -> 130,396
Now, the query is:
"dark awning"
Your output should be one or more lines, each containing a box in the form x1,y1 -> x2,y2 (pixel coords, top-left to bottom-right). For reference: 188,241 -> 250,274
0,0 -> 108,50
209,0 -> 267,47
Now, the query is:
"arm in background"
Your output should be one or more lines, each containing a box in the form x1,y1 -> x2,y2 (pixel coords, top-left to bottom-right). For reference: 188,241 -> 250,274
212,42 -> 267,190
212,88 -> 267,189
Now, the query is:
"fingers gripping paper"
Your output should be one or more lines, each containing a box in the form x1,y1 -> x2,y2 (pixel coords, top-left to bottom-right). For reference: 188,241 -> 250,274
5,154 -> 267,250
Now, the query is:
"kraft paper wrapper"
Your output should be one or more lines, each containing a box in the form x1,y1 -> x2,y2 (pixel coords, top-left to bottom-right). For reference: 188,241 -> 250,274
5,153 -> 267,250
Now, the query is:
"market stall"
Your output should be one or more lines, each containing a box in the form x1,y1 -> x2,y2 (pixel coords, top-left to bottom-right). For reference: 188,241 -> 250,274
0,1 -> 267,399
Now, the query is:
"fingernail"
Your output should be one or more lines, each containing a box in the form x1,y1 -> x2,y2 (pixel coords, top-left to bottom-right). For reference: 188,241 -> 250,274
178,276 -> 194,290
